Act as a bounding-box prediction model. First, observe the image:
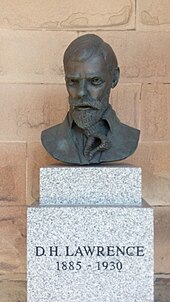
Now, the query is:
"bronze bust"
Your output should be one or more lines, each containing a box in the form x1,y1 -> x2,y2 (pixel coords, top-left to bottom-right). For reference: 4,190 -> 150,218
41,34 -> 140,165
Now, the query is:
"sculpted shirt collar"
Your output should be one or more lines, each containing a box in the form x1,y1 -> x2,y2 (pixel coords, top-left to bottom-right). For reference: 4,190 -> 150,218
68,104 -> 118,133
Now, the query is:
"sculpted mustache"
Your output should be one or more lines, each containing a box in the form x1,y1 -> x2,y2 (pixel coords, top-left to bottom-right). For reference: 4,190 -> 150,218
69,98 -> 101,110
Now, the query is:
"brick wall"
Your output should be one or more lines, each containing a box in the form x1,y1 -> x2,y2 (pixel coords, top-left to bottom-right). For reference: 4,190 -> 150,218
0,1 -> 169,300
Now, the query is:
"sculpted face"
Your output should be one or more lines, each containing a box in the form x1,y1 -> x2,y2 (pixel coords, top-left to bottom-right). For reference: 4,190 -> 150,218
65,55 -> 113,129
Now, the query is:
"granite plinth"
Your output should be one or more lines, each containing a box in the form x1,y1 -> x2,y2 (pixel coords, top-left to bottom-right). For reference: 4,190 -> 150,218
27,205 -> 154,302
40,165 -> 141,205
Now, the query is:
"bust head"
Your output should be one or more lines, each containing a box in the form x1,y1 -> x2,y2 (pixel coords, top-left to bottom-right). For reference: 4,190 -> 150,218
63,34 -> 120,129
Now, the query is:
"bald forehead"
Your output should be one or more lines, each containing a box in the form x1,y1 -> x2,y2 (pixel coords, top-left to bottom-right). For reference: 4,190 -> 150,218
65,55 -> 108,78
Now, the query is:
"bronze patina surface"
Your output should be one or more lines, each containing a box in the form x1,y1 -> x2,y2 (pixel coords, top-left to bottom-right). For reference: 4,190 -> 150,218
41,34 -> 140,165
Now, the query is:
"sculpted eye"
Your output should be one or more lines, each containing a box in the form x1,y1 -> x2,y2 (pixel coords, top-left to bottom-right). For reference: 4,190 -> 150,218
91,77 -> 103,86
66,79 -> 78,86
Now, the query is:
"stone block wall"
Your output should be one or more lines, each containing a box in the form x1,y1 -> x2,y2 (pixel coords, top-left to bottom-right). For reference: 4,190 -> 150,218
0,1 -> 169,300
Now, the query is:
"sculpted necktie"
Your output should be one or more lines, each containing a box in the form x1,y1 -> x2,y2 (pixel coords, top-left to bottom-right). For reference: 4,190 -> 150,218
83,128 -> 111,161
72,119 -> 111,162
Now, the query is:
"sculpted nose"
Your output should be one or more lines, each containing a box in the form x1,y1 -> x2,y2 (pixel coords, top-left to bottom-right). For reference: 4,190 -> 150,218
77,80 -> 87,98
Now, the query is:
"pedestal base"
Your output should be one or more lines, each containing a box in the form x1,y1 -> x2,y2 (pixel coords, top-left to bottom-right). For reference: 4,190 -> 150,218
27,204 -> 153,302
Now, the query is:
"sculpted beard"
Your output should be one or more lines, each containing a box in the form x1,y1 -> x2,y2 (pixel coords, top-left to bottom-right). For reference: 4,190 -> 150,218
69,96 -> 108,130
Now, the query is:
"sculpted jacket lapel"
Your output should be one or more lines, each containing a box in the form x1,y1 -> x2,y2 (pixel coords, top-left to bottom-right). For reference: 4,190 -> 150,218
52,116 -> 81,164
101,120 -> 140,162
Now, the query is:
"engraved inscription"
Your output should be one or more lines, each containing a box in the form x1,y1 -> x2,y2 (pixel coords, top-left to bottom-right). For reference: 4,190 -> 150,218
35,245 -> 145,272
36,245 -> 145,257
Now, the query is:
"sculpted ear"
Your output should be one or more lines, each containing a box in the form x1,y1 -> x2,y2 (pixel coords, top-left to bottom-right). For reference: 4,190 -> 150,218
111,67 -> 120,88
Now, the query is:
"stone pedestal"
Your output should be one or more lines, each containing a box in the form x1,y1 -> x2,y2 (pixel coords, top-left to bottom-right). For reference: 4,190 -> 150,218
40,164 -> 141,206
27,164 -> 154,302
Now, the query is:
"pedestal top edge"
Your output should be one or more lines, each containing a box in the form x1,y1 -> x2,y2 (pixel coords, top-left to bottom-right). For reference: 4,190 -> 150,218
40,163 -> 141,170
28,200 -> 151,210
